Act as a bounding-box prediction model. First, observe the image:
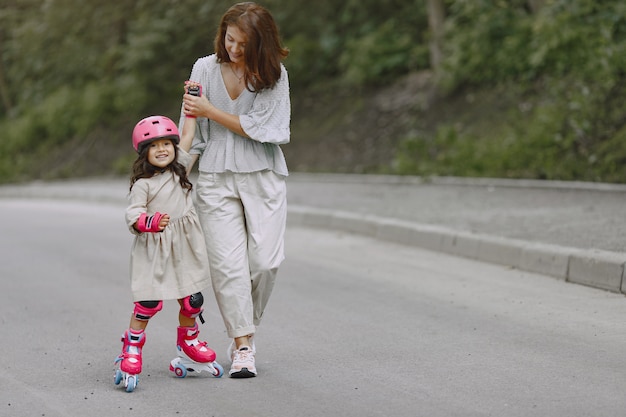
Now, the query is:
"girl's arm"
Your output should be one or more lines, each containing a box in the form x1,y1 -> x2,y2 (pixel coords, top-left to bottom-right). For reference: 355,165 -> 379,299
179,81 -> 200,152
179,116 -> 197,153
186,154 -> 199,176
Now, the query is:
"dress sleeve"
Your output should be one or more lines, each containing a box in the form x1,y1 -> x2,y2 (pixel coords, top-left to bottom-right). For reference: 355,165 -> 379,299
176,147 -> 192,169
240,66 -> 291,145
126,181 -> 149,235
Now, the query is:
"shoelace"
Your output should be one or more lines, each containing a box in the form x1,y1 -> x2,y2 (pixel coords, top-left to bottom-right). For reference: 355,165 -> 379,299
233,348 -> 252,363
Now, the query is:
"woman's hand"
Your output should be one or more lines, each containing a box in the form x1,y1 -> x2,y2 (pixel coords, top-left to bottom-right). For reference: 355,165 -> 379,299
182,81 -> 247,137
183,84 -> 214,119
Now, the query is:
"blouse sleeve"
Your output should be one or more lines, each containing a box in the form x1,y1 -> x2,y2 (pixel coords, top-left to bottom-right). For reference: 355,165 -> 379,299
125,180 -> 149,235
240,65 -> 291,145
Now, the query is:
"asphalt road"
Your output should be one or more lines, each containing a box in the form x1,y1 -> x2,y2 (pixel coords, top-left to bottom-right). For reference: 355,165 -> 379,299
2,197 -> 626,417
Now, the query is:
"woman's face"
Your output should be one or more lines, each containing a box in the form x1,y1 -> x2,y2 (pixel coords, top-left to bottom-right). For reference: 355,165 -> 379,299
147,139 -> 175,169
225,25 -> 247,65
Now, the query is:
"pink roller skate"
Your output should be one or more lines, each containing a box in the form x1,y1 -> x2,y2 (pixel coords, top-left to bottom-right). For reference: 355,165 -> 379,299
169,324 -> 223,378
114,329 -> 145,392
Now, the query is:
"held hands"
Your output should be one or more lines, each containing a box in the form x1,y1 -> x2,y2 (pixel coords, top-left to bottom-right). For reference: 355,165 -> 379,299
185,80 -> 202,97
183,80 -> 213,119
184,81 -> 202,119
135,212 -> 170,233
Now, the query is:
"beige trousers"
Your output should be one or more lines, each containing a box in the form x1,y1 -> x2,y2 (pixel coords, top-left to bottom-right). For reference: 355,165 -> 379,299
195,170 -> 286,338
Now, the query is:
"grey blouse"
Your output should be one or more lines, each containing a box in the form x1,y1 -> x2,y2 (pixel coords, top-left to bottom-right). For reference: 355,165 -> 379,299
180,54 -> 290,177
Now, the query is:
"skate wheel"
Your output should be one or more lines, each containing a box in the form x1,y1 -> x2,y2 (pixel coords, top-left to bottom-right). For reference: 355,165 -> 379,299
173,364 -> 187,378
213,362 -> 224,378
114,369 -> 123,385
126,375 -> 137,392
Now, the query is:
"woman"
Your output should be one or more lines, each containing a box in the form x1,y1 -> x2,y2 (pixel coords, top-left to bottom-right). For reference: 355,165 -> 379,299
180,2 -> 290,378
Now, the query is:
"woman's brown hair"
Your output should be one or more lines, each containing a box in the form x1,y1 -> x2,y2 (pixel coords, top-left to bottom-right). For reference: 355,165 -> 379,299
214,2 -> 289,92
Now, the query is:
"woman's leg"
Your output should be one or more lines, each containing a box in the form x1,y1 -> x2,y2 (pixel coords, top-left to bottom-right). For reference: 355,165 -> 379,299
195,172 -> 256,339
240,171 -> 287,326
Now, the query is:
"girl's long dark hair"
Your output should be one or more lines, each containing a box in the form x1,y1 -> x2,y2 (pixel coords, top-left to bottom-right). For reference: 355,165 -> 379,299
214,2 -> 289,92
129,143 -> 193,193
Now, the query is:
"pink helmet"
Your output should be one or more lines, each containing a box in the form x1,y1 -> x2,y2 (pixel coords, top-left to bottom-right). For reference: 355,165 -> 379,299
132,115 -> 180,152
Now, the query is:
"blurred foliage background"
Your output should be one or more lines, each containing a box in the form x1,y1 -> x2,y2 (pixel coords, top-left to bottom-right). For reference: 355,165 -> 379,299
0,0 -> 624,183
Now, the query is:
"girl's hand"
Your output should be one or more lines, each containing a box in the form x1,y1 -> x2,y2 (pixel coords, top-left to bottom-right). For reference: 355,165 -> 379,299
158,214 -> 170,230
184,80 -> 202,95
135,212 -> 169,233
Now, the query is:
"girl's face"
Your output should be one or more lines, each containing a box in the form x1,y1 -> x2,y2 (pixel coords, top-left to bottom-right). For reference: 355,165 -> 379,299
225,25 -> 247,65
147,139 -> 175,169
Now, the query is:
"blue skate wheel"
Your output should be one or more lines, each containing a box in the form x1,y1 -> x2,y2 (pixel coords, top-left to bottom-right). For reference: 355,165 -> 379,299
213,362 -> 224,378
174,364 -> 187,378
126,375 -> 136,392
114,369 -> 123,385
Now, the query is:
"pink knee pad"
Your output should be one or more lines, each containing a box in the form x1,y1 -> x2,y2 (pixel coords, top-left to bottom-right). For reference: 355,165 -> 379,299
180,293 -> 205,323
133,300 -> 163,321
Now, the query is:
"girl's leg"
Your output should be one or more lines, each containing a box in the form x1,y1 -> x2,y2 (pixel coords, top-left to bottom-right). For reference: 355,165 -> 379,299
129,316 -> 150,332
177,294 -> 202,327
117,300 -> 162,375
175,294 -> 216,363
118,322 -> 146,375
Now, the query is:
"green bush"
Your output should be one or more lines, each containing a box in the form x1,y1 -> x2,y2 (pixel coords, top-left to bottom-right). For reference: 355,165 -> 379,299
394,0 -> 626,182
339,20 -> 428,85
442,0 -> 536,88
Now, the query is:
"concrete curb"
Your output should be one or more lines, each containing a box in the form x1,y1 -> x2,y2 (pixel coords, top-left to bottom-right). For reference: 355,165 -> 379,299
288,172 -> 626,192
288,205 -> 626,294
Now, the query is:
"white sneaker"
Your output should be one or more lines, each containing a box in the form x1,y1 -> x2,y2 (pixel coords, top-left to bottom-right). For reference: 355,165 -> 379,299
226,336 -> 255,364
229,346 -> 257,378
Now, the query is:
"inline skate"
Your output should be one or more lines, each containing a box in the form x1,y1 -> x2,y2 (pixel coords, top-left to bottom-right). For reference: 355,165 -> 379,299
169,324 -> 223,378
114,329 -> 145,392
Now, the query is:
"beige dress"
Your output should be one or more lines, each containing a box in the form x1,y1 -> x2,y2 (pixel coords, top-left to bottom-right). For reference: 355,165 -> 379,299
125,149 -> 210,302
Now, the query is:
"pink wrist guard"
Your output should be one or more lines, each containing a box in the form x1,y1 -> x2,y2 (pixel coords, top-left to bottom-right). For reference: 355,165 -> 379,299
136,212 -> 165,233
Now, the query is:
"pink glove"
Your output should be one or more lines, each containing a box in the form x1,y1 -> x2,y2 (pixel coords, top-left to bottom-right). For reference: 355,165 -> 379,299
136,212 -> 166,233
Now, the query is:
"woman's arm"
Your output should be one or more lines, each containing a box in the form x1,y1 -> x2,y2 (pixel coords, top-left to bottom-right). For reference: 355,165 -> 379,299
182,65 -> 290,143
183,94 -> 249,138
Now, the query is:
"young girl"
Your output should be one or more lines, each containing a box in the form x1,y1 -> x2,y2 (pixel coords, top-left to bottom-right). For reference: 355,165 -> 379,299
114,104 -> 221,392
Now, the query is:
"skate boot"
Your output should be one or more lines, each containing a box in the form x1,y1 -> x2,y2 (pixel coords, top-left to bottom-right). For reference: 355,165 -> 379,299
169,324 -> 223,378
114,329 -> 145,392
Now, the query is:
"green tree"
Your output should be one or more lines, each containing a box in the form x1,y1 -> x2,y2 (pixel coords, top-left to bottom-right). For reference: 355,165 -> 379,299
1,0 -> 625,183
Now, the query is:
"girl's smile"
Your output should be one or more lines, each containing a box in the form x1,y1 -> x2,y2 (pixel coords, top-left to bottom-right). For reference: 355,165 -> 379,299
147,139 -> 175,168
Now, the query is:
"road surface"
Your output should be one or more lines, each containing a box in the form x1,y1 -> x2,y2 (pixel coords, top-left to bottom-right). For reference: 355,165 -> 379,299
1,198 -> 625,417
